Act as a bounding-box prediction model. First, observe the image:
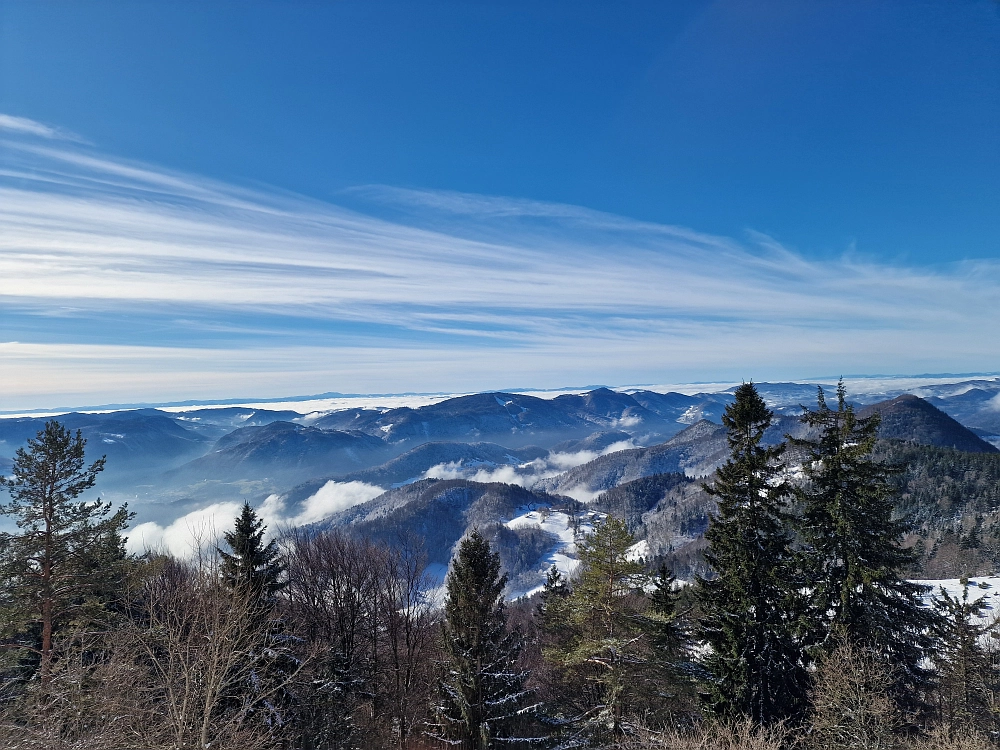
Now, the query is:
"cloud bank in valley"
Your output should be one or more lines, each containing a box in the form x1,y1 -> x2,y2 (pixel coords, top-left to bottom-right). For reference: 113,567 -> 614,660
126,481 -> 384,557
422,440 -> 636,491
258,481 -> 384,528
127,501 -> 246,558
2,115 -> 999,410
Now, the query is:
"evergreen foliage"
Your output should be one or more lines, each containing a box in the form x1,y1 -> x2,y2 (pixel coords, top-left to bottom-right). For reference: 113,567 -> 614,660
647,564 -> 687,664
7,387 -> 1000,748
643,563 -> 696,718
875,440 -> 1000,577
217,502 -> 294,735
428,529 -> 534,749
932,582 -> 998,729
697,383 -> 807,724
218,501 -> 285,615
792,381 -> 938,710
297,649 -> 360,750
536,564 -> 569,637
881,441 -> 1000,522
542,517 -> 690,740
0,420 -> 131,685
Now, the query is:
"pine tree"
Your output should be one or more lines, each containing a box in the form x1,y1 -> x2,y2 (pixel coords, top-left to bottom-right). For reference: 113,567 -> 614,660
542,516 -> 670,738
428,529 -> 533,749
536,564 -> 569,638
697,382 -> 808,724
792,381 -> 937,712
648,564 -> 688,667
643,563 -> 695,718
0,421 -> 131,686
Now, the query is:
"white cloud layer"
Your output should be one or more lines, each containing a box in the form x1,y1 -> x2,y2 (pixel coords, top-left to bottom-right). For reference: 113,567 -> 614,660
259,481 -> 384,528
126,481 -> 384,557
2,120 -> 999,409
126,501 -> 244,558
422,441 -> 636,490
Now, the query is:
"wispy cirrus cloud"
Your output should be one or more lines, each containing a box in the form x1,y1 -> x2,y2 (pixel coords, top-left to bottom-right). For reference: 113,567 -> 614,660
1,119 -> 998,410
0,114 -> 84,142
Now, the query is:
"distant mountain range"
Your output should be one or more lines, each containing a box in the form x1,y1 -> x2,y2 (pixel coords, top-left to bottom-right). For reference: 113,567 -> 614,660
3,378 -> 1000,588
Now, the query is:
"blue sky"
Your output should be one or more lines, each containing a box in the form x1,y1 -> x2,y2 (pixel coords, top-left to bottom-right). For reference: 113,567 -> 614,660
1,1 -> 999,409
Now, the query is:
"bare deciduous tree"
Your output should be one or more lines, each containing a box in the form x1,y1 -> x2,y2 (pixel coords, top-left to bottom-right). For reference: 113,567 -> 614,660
282,529 -> 437,750
123,554 -> 298,750
807,642 -> 899,750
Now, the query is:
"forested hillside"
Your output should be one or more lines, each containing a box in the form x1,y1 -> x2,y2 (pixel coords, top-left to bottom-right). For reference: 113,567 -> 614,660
882,440 -> 1000,577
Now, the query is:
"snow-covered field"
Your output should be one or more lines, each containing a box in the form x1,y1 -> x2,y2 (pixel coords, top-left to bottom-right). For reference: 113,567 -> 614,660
915,576 -> 1000,625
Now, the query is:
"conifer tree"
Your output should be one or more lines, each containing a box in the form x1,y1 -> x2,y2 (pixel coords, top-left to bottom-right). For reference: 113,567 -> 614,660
648,564 -> 687,666
542,516 -> 671,738
0,421 -> 131,686
643,563 -> 695,718
428,529 -> 533,749
536,564 -> 570,639
217,502 -> 292,732
697,382 -> 807,724
298,649 -> 360,750
218,501 -> 285,615
792,381 -> 937,711
932,582 -> 997,729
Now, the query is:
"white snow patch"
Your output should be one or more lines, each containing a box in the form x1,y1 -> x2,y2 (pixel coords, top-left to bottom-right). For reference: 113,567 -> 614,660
914,576 -> 1000,625
627,539 -> 650,562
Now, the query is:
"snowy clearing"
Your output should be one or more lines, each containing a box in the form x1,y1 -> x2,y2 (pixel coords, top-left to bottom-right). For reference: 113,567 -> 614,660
504,506 -> 604,599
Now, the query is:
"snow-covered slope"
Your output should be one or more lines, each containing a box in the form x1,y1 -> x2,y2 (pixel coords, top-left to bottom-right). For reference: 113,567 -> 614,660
503,507 -> 603,598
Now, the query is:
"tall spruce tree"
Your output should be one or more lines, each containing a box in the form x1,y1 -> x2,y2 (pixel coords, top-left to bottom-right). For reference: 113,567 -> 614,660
648,564 -> 688,668
217,502 -> 292,732
218,501 -> 285,617
791,381 -> 936,712
697,382 -> 807,724
0,421 -> 131,686
428,529 -> 533,749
